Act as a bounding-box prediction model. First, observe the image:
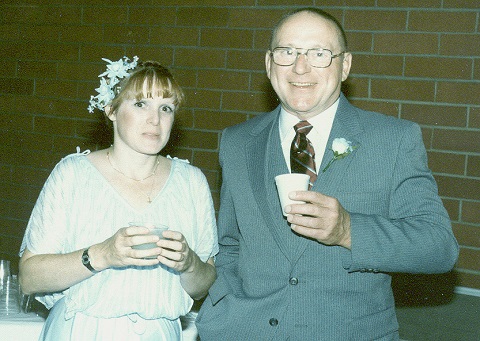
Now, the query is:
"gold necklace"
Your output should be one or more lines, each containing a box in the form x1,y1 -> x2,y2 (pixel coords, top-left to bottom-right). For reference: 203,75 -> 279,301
106,151 -> 160,181
106,151 -> 160,203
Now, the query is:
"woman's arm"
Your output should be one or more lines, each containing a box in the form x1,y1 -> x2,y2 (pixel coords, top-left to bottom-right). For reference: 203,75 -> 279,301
19,226 -> 164,294
180,257 -> 216,300
156,230 -> 216,300
19,248 -> 94,295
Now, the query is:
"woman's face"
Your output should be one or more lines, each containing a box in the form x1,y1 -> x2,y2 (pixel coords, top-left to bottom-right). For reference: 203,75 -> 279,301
108,94 -> 176,156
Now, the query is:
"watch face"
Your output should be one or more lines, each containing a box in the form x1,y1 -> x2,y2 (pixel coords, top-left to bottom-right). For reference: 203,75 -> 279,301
81,249 -> 97,273
82,251 -> 89,264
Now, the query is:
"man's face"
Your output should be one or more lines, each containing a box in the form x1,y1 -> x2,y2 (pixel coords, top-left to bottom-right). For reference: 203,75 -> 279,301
266,12 -> 352,120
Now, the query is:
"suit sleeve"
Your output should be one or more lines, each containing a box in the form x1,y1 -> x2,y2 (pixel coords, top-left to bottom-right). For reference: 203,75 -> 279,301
345,123 -> 459,274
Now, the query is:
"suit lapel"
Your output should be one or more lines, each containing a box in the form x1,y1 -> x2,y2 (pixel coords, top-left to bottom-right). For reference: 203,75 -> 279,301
288,96 -> 364,264
313,95 -> 363,193
244,97 -> 364,264
245,107 -> 308,261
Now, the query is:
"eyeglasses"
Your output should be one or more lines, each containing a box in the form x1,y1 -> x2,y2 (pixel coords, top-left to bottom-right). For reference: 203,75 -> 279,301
270,47 -> 345,68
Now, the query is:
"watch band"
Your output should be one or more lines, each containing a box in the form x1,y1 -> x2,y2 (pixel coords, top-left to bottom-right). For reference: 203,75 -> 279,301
81,247 -> 98,273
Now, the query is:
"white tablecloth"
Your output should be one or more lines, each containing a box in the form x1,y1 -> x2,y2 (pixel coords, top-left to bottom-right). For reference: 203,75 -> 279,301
0,312 -> 198,341
0,312 -> 45,341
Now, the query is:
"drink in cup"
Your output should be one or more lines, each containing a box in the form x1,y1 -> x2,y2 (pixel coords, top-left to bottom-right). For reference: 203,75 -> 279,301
129,222 -> 169,258
274,173 -> 310,216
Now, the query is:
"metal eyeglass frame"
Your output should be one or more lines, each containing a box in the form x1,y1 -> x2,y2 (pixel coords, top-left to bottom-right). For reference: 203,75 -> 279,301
270,47 -> 346,68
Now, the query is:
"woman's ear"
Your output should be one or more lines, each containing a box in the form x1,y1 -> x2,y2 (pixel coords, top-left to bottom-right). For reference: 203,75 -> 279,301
104,105 -> 116,121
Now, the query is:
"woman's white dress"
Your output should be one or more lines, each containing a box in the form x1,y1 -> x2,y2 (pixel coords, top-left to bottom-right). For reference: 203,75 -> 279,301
20,151 -> 218,340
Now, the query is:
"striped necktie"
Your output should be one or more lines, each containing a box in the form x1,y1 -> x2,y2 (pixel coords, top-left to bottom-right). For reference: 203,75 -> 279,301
290,120 -> 317,188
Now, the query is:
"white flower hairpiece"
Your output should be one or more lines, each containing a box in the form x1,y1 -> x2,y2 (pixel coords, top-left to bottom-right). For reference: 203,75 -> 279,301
87,56 -> 139,113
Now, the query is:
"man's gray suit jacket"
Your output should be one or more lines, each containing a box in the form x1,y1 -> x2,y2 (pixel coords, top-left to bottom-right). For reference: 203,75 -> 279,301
196,94 -> 458,341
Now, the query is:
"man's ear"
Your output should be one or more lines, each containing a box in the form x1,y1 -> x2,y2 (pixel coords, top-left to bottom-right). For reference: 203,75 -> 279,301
341,52 -> 352,82
105,105 -> 116,121
265,50 -> 272,80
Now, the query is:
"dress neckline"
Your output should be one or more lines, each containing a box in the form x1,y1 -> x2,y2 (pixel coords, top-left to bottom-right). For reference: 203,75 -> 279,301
80,154 -> 176,213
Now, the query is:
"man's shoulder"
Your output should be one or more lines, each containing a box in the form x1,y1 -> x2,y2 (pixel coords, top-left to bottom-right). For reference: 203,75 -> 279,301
348,102 -> 417,131
223,107 -> 279,137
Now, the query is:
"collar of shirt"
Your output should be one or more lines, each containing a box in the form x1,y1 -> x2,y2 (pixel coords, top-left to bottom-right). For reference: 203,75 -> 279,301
279,99 -> 339,173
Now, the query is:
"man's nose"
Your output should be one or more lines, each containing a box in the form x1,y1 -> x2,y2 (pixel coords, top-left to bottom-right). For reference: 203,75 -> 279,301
293,52 -> 311,74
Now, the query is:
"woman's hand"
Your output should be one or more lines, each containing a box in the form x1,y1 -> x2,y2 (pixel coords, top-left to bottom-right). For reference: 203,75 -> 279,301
156,230 -> 194,273
18,225 -> 160,295
90,226 -> 163,270
155,230 -> 216,299
96,228 -> 216,300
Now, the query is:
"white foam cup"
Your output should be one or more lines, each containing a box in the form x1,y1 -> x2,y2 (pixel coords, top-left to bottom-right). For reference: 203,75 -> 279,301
274,173 -> 310,216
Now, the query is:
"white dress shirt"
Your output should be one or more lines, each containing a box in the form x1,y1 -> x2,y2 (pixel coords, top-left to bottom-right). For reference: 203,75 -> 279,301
279,99 -> 339,173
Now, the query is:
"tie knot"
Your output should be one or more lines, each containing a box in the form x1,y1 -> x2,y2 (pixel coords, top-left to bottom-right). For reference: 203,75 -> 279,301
294,121 -> 313,135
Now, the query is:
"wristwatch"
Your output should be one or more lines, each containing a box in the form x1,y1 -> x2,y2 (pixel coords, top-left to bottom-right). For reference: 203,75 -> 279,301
81,247 -> 98,273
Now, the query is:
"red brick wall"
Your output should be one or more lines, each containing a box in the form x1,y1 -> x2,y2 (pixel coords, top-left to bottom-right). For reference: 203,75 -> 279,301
0,2 -> 479,290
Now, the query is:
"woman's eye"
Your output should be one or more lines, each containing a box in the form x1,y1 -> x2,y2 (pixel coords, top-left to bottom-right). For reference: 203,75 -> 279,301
134,101 -> 146,108
161,105 -> 174,113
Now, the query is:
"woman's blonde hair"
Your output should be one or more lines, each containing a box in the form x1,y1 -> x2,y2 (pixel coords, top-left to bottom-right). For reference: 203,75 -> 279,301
108,61 -> 185,115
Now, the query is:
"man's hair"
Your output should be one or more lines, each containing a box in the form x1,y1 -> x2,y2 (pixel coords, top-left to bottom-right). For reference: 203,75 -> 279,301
270,7 -> 348,51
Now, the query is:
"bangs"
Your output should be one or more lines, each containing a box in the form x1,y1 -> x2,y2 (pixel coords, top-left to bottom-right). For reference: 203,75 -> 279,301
124,72 -> 181,105
108,61 -> 185,115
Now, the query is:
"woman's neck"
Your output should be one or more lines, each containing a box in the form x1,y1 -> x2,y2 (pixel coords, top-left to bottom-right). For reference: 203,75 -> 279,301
106,147 -> 161,182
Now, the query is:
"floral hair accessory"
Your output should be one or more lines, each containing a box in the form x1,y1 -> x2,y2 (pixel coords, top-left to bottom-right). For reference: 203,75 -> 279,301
87,56 -> 139,113
322,137 -> 358,173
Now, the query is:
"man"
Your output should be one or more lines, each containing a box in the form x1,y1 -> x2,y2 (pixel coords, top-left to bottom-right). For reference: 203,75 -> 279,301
196,8 -> 458,340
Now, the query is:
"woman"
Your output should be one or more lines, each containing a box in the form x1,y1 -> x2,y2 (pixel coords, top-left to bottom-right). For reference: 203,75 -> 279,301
18,57 -> 218,340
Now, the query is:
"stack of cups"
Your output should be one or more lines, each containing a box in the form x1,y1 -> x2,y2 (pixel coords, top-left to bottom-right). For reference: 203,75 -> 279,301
0,261 -> 21,315
0,259 -> 10,293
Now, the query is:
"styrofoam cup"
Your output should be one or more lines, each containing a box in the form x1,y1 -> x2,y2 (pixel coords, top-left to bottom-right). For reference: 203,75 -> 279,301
274,173 -> 310,216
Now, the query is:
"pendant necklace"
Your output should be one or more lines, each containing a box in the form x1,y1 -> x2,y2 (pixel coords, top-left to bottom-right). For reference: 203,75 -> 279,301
106,151 -> 160,203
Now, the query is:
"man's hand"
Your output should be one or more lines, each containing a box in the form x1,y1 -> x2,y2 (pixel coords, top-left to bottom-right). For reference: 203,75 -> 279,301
285,191 -> 351,249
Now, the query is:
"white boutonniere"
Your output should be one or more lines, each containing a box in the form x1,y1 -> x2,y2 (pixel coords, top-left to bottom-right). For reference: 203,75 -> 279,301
322,138 -> 358,173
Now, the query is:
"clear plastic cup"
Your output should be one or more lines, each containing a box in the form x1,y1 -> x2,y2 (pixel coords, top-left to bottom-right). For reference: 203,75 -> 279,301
128,222 -> 169,259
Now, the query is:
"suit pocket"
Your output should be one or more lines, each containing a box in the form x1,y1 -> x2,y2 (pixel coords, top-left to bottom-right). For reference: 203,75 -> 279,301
197,286 -> 288,341
337,191 -> 389,215
348,305 -> 399,340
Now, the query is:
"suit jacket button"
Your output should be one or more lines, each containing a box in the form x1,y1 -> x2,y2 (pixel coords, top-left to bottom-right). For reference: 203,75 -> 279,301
289,277 -> 298,285
269,318 -> 278,326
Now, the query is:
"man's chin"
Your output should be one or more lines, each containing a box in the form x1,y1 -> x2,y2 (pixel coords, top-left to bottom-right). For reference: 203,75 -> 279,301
283,104 -> 317,119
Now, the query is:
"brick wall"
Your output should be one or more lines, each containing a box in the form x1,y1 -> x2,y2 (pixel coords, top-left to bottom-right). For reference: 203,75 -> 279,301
0,1 -> 479,290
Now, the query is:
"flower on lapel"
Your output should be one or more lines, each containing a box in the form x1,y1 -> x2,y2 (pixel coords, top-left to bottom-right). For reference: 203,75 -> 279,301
322,138 -> 357,173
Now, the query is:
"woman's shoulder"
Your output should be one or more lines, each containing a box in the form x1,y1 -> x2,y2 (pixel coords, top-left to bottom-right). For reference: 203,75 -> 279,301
53,147 -> 91,171
59,147 -> 91,160
40,148 -> 93,190
168,155 -> 195,173
168,155 -> 208,180
167,155 -> 191,170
